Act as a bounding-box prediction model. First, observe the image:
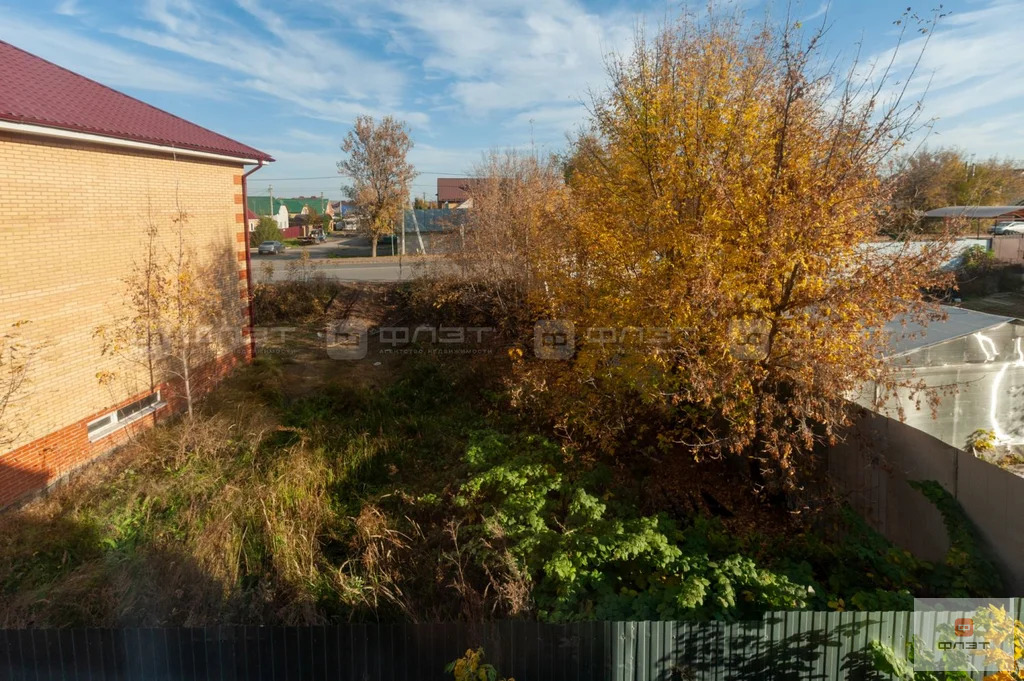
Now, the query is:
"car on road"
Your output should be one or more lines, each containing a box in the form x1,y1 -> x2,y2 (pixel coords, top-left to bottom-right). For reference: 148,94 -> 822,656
990,221 -> 1024,235
257,240 -> 286,255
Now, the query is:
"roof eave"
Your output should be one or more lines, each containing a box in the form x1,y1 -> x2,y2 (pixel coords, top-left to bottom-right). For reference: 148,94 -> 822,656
0,119 -> 273,164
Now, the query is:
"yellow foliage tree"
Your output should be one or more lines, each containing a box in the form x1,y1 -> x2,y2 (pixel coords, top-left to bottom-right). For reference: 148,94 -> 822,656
524,10 -> 954,487
440,149 -> 567,323
96,204 -> 227,419
338,115 -> 416,258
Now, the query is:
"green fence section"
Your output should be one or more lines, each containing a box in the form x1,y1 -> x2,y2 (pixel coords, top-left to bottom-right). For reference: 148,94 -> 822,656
588,612 -> 915,680
0,610 -> 989,680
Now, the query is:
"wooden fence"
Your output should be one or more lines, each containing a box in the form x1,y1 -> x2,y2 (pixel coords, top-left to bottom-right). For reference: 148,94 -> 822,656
0,610 -> 942,681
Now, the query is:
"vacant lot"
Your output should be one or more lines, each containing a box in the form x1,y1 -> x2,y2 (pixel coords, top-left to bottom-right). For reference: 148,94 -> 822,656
0,282 -> 1000,627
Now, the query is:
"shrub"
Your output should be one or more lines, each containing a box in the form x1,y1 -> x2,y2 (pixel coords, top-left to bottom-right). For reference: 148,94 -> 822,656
453,431 -> 809,621
250,216 -> 282,246
966,428 -> 997,454
960,245 -> 995,273
252,275 -> 343,326
446,648 -> 513,681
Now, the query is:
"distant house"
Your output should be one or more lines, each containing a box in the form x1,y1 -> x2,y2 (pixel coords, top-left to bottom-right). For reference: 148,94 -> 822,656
247,195 -> 330,218
329,200 -> 357,220
436,178 -> 482,208
246,208 -> 260,232
0,40 -> 272,507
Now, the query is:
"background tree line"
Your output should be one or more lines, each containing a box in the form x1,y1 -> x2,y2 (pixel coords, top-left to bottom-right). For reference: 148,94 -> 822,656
886,147 -> 1024,233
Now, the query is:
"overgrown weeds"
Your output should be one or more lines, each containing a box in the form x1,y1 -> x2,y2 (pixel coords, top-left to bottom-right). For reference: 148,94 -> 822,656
252,274 -> 344,326
0,325 -> 1003,627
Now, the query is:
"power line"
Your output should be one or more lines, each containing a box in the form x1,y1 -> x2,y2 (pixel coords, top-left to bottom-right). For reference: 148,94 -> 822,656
257,169 -> 476,181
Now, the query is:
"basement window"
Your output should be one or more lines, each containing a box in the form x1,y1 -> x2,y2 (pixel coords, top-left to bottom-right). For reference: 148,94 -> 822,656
87,392 -> 165,442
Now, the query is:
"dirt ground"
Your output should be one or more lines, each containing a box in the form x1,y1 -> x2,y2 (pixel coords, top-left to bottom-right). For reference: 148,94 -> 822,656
257,283 -> 409,395
958,291 -> 1024,318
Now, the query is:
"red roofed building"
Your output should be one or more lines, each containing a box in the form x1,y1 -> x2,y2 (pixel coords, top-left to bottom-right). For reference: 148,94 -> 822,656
436,177 -> 483,208
0,40 -> 272,507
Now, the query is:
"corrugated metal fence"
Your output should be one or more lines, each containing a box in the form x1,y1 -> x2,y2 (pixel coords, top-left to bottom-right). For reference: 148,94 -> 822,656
0,611 -> 934,680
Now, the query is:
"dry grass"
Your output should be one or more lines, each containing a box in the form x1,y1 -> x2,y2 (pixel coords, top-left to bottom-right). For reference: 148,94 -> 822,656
0,358 -> 341,626
0,310 -> 511,626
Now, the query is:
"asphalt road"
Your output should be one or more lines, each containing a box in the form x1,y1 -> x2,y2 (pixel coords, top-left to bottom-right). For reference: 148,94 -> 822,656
251,233 -> 409,260
253,259 -> 423,282
250,232 -> 433,282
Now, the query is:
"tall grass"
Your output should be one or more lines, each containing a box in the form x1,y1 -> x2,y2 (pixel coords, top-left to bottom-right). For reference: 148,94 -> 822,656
0,354 -> 495,626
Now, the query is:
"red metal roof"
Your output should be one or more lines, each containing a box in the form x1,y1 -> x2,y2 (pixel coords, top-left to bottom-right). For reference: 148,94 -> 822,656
437,177 -> 476,203
0,40 -> 273,162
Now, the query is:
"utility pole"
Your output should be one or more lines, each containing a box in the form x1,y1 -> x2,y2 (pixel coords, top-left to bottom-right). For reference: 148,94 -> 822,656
267,184 -> 274,216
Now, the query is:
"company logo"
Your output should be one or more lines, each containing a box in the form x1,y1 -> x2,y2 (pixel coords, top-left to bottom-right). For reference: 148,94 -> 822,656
325,320 -> 368,360
914,598 -> 1015,672
954,619 -> 974,637
534,320 -> 575,360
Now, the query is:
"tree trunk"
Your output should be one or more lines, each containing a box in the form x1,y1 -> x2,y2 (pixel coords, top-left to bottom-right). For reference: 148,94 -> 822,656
371,235 -> 378,258
181,350 -> 193,419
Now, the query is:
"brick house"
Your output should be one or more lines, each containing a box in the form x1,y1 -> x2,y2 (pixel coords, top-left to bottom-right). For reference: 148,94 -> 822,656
0,41 -> 273,507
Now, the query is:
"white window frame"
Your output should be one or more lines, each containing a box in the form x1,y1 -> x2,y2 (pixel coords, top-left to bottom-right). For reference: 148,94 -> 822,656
87,392 -> 166,442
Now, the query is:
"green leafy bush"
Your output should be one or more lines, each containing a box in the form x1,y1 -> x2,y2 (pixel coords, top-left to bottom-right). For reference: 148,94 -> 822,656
908,480 -> 1003,596
960,245 -> 995,273
446,648 -> 512,681
250,216 -> 283,246
453,431 -> 809,621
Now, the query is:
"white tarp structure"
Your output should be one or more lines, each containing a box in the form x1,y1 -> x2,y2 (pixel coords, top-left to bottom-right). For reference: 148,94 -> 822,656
861,306 -> 1024,449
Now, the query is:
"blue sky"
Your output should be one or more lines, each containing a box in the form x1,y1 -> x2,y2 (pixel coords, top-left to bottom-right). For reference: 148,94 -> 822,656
1,0 -> 1021,200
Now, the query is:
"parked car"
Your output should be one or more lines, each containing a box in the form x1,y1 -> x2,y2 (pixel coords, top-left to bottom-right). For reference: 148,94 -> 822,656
989,221 -> 1024,235
257,240 -> 286,255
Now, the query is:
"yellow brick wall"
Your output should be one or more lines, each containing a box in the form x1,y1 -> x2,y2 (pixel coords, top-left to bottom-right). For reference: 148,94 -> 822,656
0,132 -> 250,454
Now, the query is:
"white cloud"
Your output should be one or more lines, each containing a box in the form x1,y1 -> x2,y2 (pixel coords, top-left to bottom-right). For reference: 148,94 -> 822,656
508,103 -> 589,136
114,0 -> 418,126
346,0 -> 635,119
868,0 -> 1024,157
54,0 -> 81,17
802,1 -> 830,23
408,144 -> 482,176
284,129 -> 339,145
0,10 -> 211,95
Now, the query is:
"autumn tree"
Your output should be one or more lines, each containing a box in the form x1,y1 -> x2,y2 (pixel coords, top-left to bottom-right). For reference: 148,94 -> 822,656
95,213 -> 163,401
338,115 -> 416,257
97,204 -> 226,419
440,149 -> 565,321
522,10 -> 954,489
887,147 -> 1024,233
